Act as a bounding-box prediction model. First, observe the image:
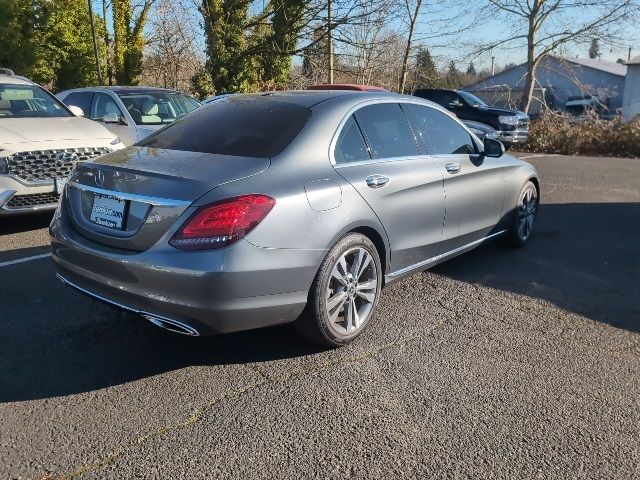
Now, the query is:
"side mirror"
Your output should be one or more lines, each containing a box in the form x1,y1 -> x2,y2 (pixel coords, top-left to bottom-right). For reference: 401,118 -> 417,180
68,105 -> 84,117
103,112 -> 126,124
483,137 -> 504,158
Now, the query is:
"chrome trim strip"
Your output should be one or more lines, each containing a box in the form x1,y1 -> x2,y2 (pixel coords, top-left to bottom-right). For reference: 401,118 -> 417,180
387,230 -> 507,279
68,181 -> 191,207
56,273 -> 200,336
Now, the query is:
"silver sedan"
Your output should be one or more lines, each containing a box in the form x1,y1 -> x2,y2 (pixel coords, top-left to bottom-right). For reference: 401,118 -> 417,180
50,91 -> 540,346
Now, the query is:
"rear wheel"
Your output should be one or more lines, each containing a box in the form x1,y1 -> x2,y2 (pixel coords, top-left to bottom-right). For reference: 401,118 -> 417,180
505,180 -> 538,247
294,233 -> 382,347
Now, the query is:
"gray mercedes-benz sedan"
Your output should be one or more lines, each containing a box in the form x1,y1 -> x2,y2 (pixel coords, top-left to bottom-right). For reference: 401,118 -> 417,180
50,91 -> 539,346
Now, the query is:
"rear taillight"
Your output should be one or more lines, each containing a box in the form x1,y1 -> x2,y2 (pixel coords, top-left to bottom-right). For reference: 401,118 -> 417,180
169,194 -> 275,250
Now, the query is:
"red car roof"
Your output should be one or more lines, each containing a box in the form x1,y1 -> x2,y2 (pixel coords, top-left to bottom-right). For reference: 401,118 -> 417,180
307,84 -> 388,92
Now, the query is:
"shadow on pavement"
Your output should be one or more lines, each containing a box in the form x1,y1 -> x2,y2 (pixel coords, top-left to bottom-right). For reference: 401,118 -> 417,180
432,202 -> 640,333
1,203 -> 638,402
0,211 -> 53,235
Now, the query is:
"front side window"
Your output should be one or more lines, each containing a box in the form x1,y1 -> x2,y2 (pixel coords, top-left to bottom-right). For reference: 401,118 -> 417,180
354,103 -> 418,159
63,92 -> 93,116
138,96 -> 310,158
118,92 -> 200,125
405,103 -> 476,155
91,93 -> 124,121
335,116 -> 370,164
0,84 -> 71,118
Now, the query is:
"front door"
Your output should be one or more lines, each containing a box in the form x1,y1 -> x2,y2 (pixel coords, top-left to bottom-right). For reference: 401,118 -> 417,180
90,92 -> 137,146
332,103 -> 445,272
404,103 -> 504,253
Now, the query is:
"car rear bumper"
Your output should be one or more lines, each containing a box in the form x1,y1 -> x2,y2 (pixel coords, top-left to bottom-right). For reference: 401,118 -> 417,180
50,214 -> 323,335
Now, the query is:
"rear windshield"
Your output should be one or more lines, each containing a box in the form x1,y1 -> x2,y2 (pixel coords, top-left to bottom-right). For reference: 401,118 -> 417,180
138,96 -> 311,158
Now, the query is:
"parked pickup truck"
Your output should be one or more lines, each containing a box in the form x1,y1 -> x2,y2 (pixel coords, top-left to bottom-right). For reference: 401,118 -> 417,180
413,88 -> 529,147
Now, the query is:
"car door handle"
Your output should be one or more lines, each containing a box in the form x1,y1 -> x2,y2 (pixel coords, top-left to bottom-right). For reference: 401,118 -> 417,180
445,162 -> 461,174
365,174 -> 390,188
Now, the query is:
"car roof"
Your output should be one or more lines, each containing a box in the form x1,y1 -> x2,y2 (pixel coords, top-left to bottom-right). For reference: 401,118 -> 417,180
0,74 -> 33,85
307,84 -> 388,92
60,86 -> 186,95
233,90 -> 400,108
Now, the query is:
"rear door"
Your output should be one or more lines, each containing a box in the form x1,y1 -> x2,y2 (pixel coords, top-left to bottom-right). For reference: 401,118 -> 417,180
332,102 -> 445,272
404,103 -> 504,252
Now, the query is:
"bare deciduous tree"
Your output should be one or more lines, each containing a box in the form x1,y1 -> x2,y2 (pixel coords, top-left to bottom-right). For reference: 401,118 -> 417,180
143,0 -> 203,92
481,0 -> 639,112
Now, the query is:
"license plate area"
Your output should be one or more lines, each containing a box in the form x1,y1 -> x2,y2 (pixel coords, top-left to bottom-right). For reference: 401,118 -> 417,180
89,194 -> 126,230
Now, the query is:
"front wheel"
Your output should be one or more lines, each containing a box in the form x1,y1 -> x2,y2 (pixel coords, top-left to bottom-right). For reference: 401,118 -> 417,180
294,233 -> 382,347
505,180 -> 539,247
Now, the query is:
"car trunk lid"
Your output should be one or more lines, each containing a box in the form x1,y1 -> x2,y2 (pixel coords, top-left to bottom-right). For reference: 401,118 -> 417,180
64,146 -> 270,251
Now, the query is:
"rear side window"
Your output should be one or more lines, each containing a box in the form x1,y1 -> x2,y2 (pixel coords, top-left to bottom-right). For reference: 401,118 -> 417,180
354,103 -> 418,159
138,97 -> 311,158
334,116 -> 370,164
63,92 -> 93,116
405,104 -> 476,155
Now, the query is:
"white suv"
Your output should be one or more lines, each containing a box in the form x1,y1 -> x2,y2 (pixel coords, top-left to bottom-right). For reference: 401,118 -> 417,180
0,73 -> 124,216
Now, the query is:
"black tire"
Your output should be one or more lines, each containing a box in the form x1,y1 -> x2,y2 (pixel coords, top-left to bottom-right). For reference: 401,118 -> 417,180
504,180 -> 539,247
294,233 -> 382,347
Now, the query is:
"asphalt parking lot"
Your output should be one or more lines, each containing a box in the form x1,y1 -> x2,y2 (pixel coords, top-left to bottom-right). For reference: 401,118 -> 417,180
1,154 -> 639,480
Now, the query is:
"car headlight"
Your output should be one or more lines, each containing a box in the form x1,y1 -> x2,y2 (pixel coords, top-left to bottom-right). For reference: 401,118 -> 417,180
110,137 -> 123,145
498,115 -> 518,126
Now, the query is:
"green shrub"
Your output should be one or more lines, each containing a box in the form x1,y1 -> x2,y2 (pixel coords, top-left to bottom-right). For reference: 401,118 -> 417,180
522,112 -> 640,158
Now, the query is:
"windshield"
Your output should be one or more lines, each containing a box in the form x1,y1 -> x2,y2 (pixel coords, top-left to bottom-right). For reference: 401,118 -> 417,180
0,84 -> 71,118
459,91 -> 488,108
117,92 -> 200,125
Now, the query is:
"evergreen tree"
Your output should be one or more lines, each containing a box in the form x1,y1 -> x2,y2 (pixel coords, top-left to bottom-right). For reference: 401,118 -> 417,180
589,38 -> 601,59
51,0 -> 107,90
466,61 -> 476,76
200,0 -> 254,93
414,47 -> 438,88
112,0 -> 154,85
0,0 -> 106,89
0,0 -> 51,81
444,60 -> 464,88
263,0 -> 306,88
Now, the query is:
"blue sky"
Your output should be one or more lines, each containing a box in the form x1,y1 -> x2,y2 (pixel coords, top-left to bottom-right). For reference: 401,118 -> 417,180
92,0 -> 640,72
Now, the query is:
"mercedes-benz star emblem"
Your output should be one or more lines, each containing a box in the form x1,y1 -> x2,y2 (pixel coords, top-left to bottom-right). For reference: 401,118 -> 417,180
95,170 -> 105,187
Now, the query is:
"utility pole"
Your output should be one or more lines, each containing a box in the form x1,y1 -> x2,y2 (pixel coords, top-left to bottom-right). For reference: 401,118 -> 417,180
87,0 -> 104,85
102,0 -> 112,85
491,56 -> 495,76
629,47 -> 632,62
327,0 -> 334,84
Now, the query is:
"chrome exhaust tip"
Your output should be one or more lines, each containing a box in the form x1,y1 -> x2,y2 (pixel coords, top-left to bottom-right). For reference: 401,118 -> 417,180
142,314 -> 200,336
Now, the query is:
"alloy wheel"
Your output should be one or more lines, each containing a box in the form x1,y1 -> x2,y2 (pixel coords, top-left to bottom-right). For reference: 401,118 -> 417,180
517,185 -> 538,241
325,247 -> 378,336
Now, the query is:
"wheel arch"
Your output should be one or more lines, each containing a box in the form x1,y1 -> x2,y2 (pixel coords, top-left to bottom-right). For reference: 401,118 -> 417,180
348,226 -> 388,284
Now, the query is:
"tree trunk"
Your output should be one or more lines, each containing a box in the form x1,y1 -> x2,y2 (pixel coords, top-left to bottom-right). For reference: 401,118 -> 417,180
519,4 -> 538,113
398,0 -> 421,93
327,0 -> 333,84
